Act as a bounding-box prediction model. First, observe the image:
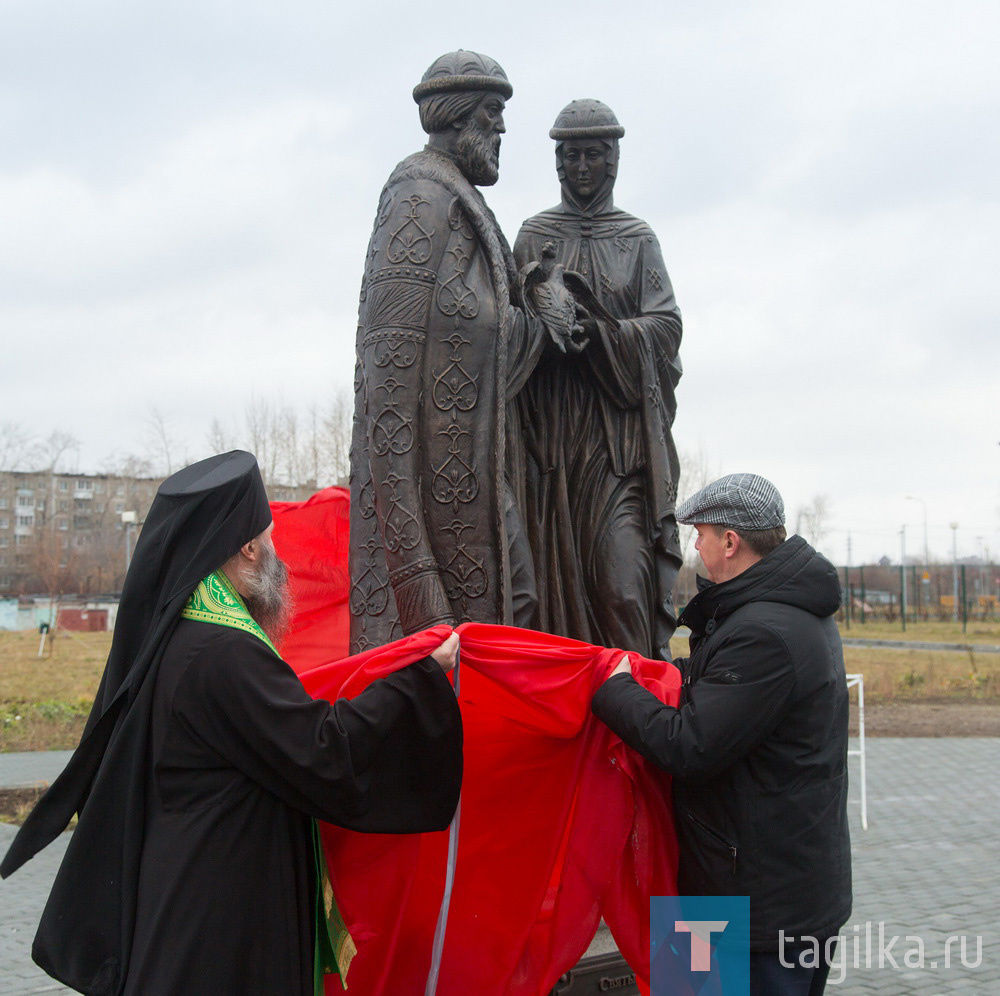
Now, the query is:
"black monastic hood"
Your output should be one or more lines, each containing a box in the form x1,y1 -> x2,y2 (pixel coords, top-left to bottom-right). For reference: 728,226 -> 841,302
2,450 -> 270,872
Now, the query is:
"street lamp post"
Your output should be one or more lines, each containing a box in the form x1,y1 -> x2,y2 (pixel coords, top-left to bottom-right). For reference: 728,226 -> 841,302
950,522 -> 959,622
900,525 -> 907,631
121,510 -> 138,576
905,495 -> 929,567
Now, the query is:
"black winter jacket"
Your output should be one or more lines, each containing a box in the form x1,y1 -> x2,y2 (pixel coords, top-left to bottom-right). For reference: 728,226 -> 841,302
592,536 -> 852,949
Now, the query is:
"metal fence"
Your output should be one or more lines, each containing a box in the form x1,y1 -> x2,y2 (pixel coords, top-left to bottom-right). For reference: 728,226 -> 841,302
837,563 -> 998,631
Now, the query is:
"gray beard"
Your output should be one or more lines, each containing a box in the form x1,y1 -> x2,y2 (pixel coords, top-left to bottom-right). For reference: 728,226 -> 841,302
455,124 -> 500,186
242,542 -> 293,647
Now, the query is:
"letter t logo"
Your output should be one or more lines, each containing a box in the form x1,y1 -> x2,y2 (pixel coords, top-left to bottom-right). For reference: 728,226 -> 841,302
675,920 -> 729,971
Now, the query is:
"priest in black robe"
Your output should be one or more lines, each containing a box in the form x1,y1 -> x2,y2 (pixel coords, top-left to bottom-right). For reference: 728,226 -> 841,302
1,451 -> 463,996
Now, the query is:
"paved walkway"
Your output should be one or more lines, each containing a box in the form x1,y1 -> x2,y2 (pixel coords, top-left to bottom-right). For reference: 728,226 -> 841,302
0,753 -> 72,791
841,637 -> 1000,653
2,740 -> 999,994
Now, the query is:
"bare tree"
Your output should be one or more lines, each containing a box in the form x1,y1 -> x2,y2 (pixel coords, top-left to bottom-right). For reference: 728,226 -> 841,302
795,495 -> 831,548
38,430 -> 80,473
0,422 -> 40,470
675,446 -> 720,566
206,418 -> 235,456
321,389 -> 352,487
244,395 -> 280,485
143,407 -> 179,476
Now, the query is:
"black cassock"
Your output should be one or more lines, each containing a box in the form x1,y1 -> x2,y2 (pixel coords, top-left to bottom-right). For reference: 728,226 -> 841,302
2,452 -> 461,995
124,619 -> 460,995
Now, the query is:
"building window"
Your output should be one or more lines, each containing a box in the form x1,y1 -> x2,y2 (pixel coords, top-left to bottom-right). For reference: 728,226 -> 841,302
58,500 -> 70,512
58,518 -> 68,531
36,499 -> 45,512
17,515 -> 33,527
0,498 -> 7,509
0,536 -> 7,547
115,502 -> 124,513
0,556 -> 6,567
77,480 -> 93,491
15,535 -> 28,545
58,480 -> 69,491
0,518 -> 7,530
17,496 -> 33,508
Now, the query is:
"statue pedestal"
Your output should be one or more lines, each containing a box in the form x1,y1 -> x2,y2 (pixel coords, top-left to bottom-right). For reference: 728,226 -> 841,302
547,922 -> 639,995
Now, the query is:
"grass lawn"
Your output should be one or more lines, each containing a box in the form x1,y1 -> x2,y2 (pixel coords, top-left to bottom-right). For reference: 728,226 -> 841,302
0,630 -> 109,751
3,621 -> 998,752
837,619 -> 1000,644
672,621 -> 999,703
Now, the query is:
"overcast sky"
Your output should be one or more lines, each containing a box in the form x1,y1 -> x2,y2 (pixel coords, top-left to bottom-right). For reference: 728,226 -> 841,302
2,0 -> 997,566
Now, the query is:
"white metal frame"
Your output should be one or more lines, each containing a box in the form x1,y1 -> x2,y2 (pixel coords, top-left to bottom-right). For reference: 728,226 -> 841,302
846,673 -> 868,830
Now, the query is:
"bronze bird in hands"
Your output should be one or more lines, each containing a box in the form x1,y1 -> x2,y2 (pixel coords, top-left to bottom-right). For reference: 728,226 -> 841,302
520,241 -> 620,353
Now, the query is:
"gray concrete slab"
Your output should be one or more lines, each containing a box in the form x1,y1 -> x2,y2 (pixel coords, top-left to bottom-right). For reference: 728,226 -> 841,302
0,825 -> 72,994
0,740 -> 997,993
0,754 -> 73,791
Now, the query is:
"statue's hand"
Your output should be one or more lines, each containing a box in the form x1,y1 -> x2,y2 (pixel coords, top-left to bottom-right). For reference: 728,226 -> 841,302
560,318 -> 596,355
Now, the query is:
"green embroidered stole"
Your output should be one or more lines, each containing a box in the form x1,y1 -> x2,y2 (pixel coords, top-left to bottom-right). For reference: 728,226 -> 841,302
181,571 -> 357,993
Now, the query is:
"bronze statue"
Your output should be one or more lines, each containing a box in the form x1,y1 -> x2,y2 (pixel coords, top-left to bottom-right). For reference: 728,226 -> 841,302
513,99 -> 684,659
349,51 -> 544,652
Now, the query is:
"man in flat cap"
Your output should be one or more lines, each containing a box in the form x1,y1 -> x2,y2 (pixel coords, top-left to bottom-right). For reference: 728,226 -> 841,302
513,100 -> 683,661
592,473 -> 852,994
2,451 -> 462,995
350,50 -> 545,653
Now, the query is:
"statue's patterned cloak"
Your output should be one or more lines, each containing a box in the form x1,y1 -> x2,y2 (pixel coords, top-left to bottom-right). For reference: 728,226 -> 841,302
350,149 -> 541,651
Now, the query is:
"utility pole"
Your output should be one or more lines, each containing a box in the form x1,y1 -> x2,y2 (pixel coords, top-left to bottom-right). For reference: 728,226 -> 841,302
900,525 -> 907,632
905,495 -> 929,567
121,510 -> 138,576
950,522 -> 959,622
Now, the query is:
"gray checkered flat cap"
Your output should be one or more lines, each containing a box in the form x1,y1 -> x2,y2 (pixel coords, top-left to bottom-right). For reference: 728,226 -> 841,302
676,473 -> 785,530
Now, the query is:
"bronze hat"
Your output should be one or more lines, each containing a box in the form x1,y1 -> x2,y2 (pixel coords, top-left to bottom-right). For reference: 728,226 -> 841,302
413,50 -> 513,102
550,99 -> 625,140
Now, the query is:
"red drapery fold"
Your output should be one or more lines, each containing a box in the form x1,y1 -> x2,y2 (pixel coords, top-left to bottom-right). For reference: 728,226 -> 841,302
272,489 -> 679,995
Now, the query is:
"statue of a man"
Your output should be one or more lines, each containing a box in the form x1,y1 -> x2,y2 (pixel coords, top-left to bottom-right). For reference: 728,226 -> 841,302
349,51 -> 543,652
513,99 -> 683,659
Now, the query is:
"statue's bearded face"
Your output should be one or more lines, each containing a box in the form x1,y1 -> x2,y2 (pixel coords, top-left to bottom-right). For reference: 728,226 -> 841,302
455,93 -> 505,186
560,139 -> 612,202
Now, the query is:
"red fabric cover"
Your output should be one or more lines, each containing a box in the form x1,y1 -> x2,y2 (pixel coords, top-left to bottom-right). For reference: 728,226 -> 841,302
270,487 -> 352,666
271,497 -> 680,995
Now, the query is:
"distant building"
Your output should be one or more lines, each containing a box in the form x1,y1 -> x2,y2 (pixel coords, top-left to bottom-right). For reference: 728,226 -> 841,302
0,469 -> 164,595
0,468 -> 322,596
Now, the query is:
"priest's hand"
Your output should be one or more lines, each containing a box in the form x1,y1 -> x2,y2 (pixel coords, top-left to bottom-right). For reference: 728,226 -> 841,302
605,654 -> 632,682
430,632 -> 459,673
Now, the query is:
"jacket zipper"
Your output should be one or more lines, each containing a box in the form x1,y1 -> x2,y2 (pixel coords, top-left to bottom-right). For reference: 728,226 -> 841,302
683,810 -> 738,874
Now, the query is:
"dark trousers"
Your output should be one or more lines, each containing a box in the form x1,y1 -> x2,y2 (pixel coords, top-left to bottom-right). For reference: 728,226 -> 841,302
750,939 -> 837,996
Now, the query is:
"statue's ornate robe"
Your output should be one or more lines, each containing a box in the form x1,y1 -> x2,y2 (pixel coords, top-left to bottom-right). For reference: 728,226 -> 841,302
350,149 -> 541,652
